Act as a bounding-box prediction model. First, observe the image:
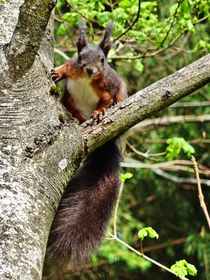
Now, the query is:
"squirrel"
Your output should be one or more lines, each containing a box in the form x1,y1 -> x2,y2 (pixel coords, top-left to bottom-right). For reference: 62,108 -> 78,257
47,21 -> 127,266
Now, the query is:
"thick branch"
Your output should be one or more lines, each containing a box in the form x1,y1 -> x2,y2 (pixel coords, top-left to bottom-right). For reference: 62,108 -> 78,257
82,54 -> 210,153
4,0 -> 56,80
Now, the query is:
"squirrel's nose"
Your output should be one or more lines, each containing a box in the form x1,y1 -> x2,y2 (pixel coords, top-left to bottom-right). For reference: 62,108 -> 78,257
86,67 -> 93,76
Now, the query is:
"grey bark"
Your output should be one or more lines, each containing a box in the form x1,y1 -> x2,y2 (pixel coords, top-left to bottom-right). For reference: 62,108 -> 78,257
0,1 -> 83,279
0,1 -> 210,280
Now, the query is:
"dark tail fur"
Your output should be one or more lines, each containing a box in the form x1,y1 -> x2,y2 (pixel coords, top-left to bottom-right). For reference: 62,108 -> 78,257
47,140 -> 121,265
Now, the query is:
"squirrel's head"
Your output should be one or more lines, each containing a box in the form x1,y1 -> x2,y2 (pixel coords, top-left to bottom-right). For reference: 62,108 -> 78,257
76,21 -> 114,79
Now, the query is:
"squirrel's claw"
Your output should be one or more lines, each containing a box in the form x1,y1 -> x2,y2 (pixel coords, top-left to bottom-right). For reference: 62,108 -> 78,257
92,108 -> 105,123
51,69 -> 62,82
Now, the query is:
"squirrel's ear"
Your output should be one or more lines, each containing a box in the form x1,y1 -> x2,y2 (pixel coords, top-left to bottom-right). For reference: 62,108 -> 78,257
76,20 -> 88,53
99,21 -> 114,57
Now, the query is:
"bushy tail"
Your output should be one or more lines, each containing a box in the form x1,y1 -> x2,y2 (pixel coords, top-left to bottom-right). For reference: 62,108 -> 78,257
47,140 -> 121,265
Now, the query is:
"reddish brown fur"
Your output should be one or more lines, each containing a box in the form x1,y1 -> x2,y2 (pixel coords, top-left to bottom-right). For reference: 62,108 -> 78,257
53,61 -> 127,122
52,59 -> 84,82
117,86 -> 127,102
53,62 -> 126,119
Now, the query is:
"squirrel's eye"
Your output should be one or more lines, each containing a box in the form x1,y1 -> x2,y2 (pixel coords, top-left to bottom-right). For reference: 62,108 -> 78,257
101,57 -> 105,63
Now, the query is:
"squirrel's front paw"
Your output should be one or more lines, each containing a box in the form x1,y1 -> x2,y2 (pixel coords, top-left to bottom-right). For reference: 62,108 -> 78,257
51,69 -> 62,82
92,108 -> 105,123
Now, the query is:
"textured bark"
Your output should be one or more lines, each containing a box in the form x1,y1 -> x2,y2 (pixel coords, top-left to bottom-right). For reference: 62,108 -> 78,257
4,0 -> 56,81
0,1 -> 83,279
0,1 -> 210,280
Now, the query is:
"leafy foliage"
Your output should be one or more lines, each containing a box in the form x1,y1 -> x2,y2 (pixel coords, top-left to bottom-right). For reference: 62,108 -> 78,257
171,259 -> 197,277
93,241 -> 151,271
138,227 -> 159,241
166,137 -> 195,160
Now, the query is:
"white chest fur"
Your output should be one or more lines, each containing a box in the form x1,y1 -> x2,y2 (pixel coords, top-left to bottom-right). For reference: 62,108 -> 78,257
66,78 -> 100,120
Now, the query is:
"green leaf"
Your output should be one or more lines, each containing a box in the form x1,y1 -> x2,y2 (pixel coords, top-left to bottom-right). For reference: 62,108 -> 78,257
120,172 -> 133,183
171,260 -> 197,277
169,3 -> 178,16
138,228 -> 148,240
166,137 -> 195,160
195,40 -> 210,52
134,60 -> 144,73
138,227 -> 159,241
186,263 -> 198,276
56,0 -> 63,8
187,20 -> 195,33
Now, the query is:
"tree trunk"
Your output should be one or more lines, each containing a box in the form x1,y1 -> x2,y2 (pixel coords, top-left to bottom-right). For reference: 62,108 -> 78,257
0,1 -> 210,280
1,1 -> 83,279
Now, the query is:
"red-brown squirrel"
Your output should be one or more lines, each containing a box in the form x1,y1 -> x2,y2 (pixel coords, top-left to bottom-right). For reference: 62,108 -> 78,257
47,21 -> 127,265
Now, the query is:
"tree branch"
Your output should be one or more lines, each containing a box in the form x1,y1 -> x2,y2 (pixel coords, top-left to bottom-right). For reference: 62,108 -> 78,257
153,168 -> 210,187
171,101 -> 210,108
159,0 -> 183,47
131,114 -> 210,131
4,0 -> 56,80
82,54 -> 210,153
192,156 -> 210,228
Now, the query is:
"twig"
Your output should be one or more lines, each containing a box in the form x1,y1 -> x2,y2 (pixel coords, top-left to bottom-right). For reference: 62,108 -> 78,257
60,261 -> 107,276
126,141 -> 166,160
172,46 -> 195,54
108,233 -> 189,280
191,156 -> 210,229
160,0 -> 183,47
54,48 -> 70,60
143,139 -> 210,144
143,237 -> 186,253
111,33 -> 181,60
111,15 -> 208,60
131,114 -> 210,132
201,227 -> 210,280
68,3 -> 90,23
114,0 -> 142,42
153,168 -> 210,187
121,159 -> 210,176
113,182 -> 124,237
56,6 -> 75,46
171,101 -> 210,108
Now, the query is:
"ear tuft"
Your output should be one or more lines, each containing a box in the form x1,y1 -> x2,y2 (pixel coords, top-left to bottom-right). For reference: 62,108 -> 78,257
99,21 -> 114,57
76,20 -> 88,53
